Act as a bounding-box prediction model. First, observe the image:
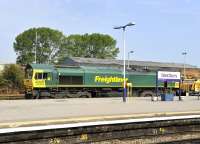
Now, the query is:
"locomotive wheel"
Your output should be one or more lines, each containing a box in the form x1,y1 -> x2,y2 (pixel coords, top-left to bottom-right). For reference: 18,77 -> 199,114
140,91 -> 155,97
78,91 -> 92,98
25,93 -> 34,99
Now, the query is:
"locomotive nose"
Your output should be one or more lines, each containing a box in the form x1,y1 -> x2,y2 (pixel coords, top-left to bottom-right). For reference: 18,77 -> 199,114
24,79 -> 33,90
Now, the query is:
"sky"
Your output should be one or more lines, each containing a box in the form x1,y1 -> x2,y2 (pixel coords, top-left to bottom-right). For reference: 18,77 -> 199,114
1,0 -> 200,67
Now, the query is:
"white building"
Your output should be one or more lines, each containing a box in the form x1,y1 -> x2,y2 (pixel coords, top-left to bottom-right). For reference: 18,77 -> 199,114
0,64 -> 5,73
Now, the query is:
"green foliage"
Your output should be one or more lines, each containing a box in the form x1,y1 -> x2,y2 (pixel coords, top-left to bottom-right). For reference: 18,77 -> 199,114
58,33 -> 119,61
14,27 -> 66,64
14,27 -> 119,64
0,74 -> 7,87
2,64 -> 24,89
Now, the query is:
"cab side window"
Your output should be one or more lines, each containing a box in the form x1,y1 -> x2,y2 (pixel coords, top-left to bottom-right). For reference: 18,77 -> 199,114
35,72 -> 51,80
43,73 -> 48,79
25,69 -> 33,79
35,73 -> 43,79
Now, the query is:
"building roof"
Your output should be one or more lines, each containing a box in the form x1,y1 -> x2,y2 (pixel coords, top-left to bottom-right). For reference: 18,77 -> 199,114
62,57 -> 197,69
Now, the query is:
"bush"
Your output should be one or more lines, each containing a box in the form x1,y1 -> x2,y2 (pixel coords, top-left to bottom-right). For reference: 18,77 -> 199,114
0,74 -> 7,86
2,64 -> 24,89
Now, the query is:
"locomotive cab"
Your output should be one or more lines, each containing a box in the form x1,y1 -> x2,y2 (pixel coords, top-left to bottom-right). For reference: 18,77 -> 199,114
24,64 -> 55,99
24,65 -> 33,91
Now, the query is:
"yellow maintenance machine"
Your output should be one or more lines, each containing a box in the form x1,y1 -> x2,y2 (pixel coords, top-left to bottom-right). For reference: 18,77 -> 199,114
191,79 -> 200,95
180,79 -> 200,96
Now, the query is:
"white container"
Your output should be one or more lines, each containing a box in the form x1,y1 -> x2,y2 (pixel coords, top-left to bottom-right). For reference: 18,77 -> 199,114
152,96 -> 158,101
180,96 -> 184,101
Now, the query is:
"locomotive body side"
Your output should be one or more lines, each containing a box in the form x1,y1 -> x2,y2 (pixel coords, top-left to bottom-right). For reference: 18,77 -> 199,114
24,64 -> 179,98
128,71 -> 179,97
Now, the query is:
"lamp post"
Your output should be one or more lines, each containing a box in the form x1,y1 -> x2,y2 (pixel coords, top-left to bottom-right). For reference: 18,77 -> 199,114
34,31 -> 37,64
180,50 -> 187,100
114,22 -> 135,102
182,51 -> 187,80
128,50 -> 134,69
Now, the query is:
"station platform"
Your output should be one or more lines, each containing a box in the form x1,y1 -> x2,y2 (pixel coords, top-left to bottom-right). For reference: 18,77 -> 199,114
0,96 -> 200,128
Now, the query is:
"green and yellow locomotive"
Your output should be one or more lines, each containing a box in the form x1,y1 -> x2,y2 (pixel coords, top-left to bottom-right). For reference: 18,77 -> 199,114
24,64 -> 179,99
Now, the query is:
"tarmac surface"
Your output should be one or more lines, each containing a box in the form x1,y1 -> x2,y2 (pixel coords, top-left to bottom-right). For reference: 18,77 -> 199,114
0,96 -> 200,128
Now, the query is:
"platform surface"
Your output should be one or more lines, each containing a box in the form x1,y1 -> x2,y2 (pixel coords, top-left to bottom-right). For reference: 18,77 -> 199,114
0,96 -> 200,128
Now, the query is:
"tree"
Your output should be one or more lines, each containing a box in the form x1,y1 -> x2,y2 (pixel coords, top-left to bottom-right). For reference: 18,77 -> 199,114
58,33 -> 119,60
14,27 -> 66,64
0,74 -> 6,87
2,64 -> 24,89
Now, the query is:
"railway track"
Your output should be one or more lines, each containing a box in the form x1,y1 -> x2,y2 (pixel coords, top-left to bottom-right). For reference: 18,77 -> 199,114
1,115 -> 200,143
0,94 -> 25,100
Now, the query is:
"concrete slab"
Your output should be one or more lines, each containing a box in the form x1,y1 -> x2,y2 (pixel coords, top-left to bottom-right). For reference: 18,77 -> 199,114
0,96 -> 200,128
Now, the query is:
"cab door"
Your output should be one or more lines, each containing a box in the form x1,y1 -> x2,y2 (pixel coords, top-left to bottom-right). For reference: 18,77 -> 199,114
33,72 -> 46,88
44,72 -> 58,87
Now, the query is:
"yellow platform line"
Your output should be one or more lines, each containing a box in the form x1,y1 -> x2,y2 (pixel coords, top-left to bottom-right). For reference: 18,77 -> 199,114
1,111 -> 200,128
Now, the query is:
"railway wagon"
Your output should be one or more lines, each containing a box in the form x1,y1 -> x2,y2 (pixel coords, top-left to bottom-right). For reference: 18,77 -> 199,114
24,64 -> 178,99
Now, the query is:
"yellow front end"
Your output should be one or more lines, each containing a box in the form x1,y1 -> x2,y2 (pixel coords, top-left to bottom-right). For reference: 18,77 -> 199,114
32,69 -> 46,88
24,79 -> 33,91
24,69 -> 47,91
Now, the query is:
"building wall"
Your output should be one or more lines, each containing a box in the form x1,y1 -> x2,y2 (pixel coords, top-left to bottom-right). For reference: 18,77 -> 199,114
181,68 -> 200,79
0,64 -> 5,73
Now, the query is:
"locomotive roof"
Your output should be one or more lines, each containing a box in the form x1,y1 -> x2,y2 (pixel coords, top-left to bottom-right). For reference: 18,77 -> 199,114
26,63 -> 158,76
26,64 -> 54,70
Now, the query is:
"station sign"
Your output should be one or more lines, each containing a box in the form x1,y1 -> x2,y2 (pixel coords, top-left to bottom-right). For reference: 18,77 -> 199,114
157,71 -> 180,80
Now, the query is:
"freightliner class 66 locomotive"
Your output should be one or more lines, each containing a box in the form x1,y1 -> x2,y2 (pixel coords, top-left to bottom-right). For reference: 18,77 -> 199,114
24,64 -> 178,99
